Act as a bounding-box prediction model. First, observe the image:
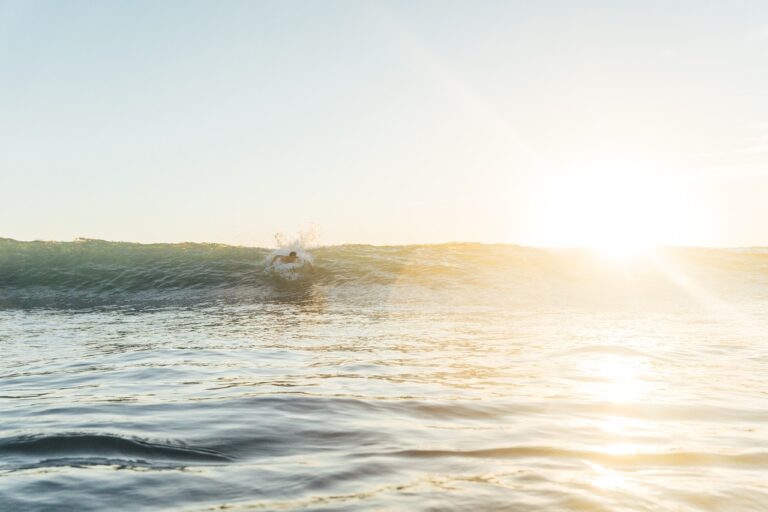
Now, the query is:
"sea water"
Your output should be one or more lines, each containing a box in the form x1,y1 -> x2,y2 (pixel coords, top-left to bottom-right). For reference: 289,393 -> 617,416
1,239 -> 767,511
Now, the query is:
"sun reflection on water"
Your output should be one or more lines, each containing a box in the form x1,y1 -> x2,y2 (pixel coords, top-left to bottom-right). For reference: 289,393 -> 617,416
599,416 -> 642,436
579,355 -> 651,403
575,352 -> 660,474
587,461 -> 628,490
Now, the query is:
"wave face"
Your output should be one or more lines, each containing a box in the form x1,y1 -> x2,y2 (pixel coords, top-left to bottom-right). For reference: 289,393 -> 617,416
0,238 -> 270,293
2,238 -> 767,308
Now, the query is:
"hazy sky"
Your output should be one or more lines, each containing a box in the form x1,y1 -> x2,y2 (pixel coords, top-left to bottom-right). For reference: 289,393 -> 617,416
2,0 -> 768,247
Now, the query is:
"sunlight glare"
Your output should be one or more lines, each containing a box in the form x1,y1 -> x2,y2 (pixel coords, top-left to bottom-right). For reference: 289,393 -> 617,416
580,355 -> 649,403
588,462 -> 628,490
530,164 -> 682,259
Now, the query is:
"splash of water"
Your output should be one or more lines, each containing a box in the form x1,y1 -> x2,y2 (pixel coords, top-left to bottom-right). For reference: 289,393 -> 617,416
266,230 -> 317,281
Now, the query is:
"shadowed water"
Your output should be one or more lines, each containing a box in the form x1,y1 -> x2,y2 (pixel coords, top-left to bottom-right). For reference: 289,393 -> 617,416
1,240 -> 767,511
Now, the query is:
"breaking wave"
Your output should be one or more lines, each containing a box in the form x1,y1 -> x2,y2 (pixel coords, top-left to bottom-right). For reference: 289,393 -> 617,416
1,238 -> 766,308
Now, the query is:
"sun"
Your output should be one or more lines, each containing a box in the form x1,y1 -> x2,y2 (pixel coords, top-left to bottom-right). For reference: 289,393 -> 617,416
529,166 -> 679,260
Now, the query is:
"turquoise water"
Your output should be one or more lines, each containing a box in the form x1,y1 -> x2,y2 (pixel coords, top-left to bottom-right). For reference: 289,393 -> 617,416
1,239 -> 767,511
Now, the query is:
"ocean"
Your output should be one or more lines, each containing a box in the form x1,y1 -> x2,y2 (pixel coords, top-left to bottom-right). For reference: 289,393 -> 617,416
1,238 -> 767,511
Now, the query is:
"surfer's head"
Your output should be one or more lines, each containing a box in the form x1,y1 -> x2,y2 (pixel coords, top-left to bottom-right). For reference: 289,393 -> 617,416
289,251 -> 297,257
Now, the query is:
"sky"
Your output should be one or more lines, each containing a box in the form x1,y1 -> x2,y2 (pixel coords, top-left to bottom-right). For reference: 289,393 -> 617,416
2,0 -> 768,248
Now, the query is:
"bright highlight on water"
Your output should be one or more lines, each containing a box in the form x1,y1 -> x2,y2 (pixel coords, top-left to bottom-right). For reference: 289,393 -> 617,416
1,238 -> 767,511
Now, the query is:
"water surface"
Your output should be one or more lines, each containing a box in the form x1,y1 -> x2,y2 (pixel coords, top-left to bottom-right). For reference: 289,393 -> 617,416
1,240 -> 767,511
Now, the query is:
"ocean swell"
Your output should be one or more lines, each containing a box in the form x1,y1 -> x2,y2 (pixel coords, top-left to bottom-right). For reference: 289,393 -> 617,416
1,238 -> 766,309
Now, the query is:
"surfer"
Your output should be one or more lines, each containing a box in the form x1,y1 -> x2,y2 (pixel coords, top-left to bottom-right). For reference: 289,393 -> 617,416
271,251 -> 313,269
